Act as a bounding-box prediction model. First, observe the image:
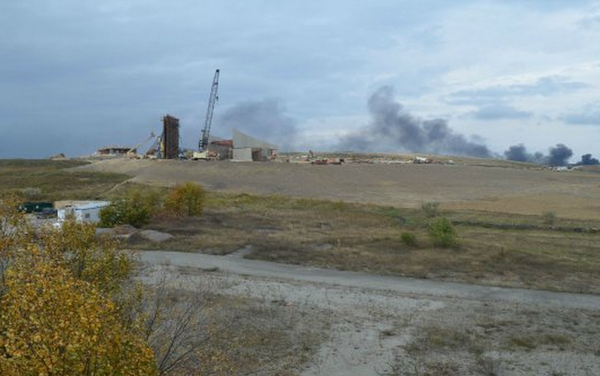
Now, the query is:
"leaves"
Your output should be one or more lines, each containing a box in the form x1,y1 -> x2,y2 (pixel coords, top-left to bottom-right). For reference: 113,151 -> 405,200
164,182 -> 205,217
0,195 -> 157,376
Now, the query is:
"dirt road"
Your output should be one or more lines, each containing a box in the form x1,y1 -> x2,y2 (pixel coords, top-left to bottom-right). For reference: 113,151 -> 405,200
138,250 -> 600,375
80,159 -> 600,220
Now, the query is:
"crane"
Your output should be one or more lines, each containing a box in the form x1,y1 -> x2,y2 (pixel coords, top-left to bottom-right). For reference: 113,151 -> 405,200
199,69 -> 220,151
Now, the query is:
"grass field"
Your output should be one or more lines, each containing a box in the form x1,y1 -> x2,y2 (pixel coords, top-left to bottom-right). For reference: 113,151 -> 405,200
0,159 -> 129,200
3,159 -> 600,294
128,190 -> 600,294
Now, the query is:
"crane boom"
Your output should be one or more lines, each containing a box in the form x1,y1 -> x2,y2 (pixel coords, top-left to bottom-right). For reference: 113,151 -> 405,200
199,69 -> 220,150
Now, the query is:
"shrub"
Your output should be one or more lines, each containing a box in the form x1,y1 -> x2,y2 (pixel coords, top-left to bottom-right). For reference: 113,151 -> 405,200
401,232 -> 417,246
20,187 -> 42,200
165,182 -> 205,217
421,201 -> 440,218
542,211 -> 556,225
428,217 -> 459,248
99,188 -> 160,228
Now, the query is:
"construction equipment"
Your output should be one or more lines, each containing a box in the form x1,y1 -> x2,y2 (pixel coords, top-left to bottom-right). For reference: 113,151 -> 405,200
193,69 -> 220,160
126,132 -> 155,158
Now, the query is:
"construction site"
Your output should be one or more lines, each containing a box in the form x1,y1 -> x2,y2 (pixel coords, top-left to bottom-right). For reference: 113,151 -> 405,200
93,69 -> 278,163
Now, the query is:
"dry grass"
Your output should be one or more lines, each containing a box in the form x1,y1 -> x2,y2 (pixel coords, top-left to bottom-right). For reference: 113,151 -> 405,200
128,191 -> 600,294
399,304 -> 600,375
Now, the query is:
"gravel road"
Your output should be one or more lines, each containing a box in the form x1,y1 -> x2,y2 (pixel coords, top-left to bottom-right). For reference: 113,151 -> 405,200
138,250 -> 600,375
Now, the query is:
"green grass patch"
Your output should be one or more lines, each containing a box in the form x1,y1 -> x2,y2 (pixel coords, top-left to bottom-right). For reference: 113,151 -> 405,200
0,159 -> 130,201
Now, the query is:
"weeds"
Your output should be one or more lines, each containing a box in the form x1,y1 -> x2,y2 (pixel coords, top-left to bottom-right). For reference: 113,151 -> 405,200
428,217 -> 459,248
401,232 -> 418,246
543,211 -> 557,225
421,202 -> 440,218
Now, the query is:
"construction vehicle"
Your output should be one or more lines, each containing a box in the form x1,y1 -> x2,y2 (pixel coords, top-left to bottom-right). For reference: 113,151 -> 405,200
145,133 -> 163,159
193,69 -> 220,160
126,132 -> 156,158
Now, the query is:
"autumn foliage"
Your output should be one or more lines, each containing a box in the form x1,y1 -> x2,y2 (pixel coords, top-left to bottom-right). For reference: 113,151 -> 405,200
164,182 -> 205,217
0,194 -> 158,376
99,182 -> 205,228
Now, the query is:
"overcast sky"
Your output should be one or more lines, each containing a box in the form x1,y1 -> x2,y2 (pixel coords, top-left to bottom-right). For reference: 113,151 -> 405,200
1,0 -> 600,159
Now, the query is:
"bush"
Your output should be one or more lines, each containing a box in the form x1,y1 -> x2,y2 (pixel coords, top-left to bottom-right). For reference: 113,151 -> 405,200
401,232 -> 417,246
428,217 -> 459,248
421,201 -> 440,218
165,182 -> 205,217
542,211 -> 556,225
20,187 -> 42,200
99,188 -> 160,228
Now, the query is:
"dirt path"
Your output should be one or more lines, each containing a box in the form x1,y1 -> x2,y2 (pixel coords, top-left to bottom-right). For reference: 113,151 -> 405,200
138,250 -> 600,375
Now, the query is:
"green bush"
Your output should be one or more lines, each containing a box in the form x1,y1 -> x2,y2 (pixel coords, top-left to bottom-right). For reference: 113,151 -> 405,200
542,211 -> 556,225
428,217 -> 459,248
401,232 -> 417,246
99,188 -> 160,228
421,201 -> 440,218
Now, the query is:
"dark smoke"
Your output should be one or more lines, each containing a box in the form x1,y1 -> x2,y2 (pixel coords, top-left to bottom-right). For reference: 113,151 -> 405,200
579,154 -> 600,165
547,144 -> 573,166
217,99 -> 297,150
503,144 -> 530,162
338,86 -> 491,157
504,143 -> 573,166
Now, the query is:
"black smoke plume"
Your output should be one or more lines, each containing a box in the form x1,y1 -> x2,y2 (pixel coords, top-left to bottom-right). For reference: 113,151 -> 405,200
337,86 -> 491,157
547,144 -> 573,166
217,99 -> 297,150
578,153 -> 599,165
504,143 -> 573,166
503,144 -> 530,162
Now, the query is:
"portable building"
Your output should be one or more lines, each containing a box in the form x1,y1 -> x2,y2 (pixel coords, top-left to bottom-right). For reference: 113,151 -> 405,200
57,201 -> 110,224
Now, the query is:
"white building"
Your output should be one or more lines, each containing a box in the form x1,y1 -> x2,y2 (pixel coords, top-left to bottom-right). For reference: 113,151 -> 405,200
232,129 -> 277,162
57,201 -> 110,224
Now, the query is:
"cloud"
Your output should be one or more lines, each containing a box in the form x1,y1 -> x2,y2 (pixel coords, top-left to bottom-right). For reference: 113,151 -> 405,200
468,104 -> 532,120
560,102 -> 600,125
446,76 -> 590,105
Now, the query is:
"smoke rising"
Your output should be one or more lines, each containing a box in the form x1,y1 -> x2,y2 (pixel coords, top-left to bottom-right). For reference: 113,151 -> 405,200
547,144 -> 573,166
338,86 -> 491,157
504,143 -> 573,166
579,154 -> 600,165
217,99 -> 297,150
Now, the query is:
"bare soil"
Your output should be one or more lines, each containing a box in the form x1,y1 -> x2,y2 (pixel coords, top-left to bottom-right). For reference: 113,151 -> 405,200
79,158 -> 600,220
139,250 -> 600,376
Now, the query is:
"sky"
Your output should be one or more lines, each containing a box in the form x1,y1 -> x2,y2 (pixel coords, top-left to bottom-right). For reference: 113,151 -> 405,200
1,0 -> 600,160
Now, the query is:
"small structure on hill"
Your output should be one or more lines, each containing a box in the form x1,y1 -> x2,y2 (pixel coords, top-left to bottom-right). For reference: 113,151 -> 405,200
56,201 -> 110,224
208,139 -> 234,160
96,146 -> 132,156
232,129 -> 277,162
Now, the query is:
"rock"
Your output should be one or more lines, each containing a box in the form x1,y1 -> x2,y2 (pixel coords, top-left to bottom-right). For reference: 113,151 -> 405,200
138,229 -> 173,243
113,224 -> 138,235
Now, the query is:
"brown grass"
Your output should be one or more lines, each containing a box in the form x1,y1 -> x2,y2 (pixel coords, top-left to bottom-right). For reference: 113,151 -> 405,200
129,191 -> 600,294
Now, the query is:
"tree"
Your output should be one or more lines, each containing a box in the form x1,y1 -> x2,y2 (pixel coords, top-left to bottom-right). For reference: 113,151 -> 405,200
0,194 -> 158,375
165,182 -> 205,217
0,249 -> 156,376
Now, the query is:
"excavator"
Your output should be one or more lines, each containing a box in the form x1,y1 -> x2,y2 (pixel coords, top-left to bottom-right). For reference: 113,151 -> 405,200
193,69 -> 220,160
